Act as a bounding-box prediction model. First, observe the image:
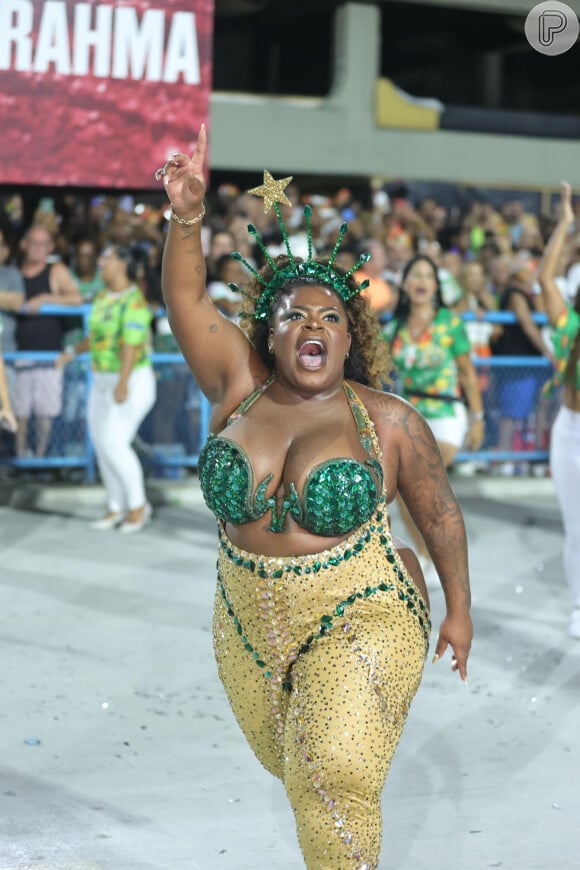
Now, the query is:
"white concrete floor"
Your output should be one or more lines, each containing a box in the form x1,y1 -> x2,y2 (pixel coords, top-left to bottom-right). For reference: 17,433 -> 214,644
0,475 -> 578,870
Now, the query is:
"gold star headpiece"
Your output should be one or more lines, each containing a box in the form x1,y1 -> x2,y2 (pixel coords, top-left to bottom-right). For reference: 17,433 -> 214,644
230,171 -> 370,320
247,170 -> 293,212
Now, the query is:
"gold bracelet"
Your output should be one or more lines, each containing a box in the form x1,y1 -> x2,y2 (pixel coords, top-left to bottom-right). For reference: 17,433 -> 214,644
170,203 -> 206,226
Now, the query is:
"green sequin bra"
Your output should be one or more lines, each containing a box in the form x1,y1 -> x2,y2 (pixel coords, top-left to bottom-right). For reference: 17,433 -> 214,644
198,378 -> 384,535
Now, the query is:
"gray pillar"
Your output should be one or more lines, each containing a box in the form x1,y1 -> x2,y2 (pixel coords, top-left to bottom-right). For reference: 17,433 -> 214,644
480,51 -> 503,109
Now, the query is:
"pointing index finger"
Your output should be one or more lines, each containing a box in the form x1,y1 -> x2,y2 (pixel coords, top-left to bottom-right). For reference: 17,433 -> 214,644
194,123 -> 207,155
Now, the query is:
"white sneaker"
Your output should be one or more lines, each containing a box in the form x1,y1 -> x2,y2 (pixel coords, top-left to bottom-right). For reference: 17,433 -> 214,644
568,609 -> 580,640
89,512 -> 125,531
419,556 -> 440,591
119,502 -> 153,535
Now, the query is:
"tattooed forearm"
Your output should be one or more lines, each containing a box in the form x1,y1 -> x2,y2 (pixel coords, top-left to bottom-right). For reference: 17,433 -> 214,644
181,226 -> 200,242
427,512 -> 471,611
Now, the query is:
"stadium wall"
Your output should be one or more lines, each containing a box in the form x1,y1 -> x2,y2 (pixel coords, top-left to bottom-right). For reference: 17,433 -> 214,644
208,2 -> 580,187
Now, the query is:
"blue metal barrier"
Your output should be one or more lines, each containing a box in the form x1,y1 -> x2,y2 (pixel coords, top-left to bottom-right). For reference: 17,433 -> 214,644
0,305 -> 555,480
454,356 -> 552,464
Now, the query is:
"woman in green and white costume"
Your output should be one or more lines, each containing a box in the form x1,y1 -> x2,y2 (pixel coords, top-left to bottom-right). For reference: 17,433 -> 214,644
384,254 -> 484,586
58,245 -> 156,533
539,182 -> 580,639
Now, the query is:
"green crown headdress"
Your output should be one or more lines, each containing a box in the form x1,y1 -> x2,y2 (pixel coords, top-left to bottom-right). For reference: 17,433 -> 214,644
229,171 -> 370,321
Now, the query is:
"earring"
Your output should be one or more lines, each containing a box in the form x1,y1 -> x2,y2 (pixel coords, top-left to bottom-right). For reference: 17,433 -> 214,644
345,351 -> 349,359
268,342 -> 274,354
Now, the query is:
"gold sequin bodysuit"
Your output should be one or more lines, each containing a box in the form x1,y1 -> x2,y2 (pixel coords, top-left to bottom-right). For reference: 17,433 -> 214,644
211,389 -> 431,870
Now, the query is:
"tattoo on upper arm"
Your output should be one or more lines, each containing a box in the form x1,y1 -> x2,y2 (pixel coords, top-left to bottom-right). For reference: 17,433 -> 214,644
209,323 -> 218,333
388,402 -> 471,608
367,393 -> 471,591
366,391 -> 403,427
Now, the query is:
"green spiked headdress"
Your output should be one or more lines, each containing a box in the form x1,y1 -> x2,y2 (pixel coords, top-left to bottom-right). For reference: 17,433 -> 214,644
229,171 -> 370,321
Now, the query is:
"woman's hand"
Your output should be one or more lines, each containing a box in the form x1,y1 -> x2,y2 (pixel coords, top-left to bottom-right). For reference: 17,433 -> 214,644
538,182 -> 575,325
559,180 -> 575,226
114,382 -> 128,404
0,408 -> 17,433
23,297 -> 44,314
155,124 -> 207,218
432,610 -> 473,682
55,350 -> 72,369
466,417 -> 484,451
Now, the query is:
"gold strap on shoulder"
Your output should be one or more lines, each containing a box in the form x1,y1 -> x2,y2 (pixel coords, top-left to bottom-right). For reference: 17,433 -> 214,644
226,374 -> 275,426
343,382 -> 384,466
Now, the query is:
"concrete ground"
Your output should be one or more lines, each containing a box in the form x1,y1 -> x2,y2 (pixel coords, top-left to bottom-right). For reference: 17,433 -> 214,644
0,473 -> 578,870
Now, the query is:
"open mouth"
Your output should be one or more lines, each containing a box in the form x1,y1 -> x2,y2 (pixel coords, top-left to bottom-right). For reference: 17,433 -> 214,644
297,339 -> 326,369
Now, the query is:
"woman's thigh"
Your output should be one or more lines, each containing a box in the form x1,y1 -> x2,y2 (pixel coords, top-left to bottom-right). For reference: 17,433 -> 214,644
212,585 -> 289,779
284,601 -> 426,795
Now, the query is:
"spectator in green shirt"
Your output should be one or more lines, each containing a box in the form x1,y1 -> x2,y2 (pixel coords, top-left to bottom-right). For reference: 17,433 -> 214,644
58,244 -> 156,534
384,254 -> 484,587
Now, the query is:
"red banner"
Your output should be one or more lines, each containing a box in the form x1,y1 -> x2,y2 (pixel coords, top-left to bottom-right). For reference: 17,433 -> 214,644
0,0 -> 214,189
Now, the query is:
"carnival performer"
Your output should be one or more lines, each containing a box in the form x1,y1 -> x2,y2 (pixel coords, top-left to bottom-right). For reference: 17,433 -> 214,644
383,254 -> 484,587
538,181 -> 580,639
57,244 -> 156,533
158,126 -> 472,870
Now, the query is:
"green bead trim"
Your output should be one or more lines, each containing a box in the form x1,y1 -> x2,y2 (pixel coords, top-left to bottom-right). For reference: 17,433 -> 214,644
218,523 -> 373,578
218,574 -> 278,687
220,540 -> 430,643
217,496 -> 432,680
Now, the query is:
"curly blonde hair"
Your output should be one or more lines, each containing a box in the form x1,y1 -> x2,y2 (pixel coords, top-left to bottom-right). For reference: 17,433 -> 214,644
239,255 -> 392,390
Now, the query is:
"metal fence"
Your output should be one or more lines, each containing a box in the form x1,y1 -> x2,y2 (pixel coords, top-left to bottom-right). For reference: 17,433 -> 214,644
0,306 -> 555,481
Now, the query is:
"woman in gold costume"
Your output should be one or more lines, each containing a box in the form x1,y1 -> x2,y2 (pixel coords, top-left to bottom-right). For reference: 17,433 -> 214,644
157,126 -> 473,870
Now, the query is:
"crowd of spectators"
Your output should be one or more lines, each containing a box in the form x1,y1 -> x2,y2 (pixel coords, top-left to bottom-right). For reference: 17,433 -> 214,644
0,178 -> 579,476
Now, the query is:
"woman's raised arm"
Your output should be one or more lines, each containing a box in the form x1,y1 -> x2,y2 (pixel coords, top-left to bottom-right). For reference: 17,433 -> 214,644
159,125 -> 260,404
538,181 -> 575,327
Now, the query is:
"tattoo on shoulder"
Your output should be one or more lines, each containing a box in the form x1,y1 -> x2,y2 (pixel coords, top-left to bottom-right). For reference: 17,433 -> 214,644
366,391 -> 409,426
209,323 -> 218,333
